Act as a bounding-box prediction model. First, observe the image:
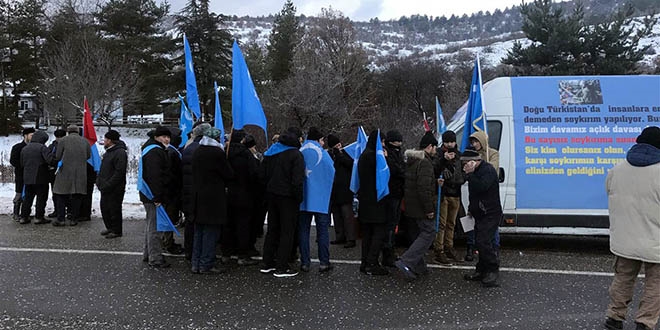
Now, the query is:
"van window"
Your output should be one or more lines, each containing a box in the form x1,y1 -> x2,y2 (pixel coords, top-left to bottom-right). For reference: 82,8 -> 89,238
454,120 -> 503,150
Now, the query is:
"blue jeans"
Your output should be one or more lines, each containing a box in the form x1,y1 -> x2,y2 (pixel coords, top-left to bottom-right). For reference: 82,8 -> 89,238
192,224 -> 220,271
299,212 -> 331,266
467,227 -> 500,248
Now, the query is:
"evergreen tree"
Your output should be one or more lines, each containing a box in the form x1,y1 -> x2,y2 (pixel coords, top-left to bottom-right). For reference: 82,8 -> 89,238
267,0 -> 299,83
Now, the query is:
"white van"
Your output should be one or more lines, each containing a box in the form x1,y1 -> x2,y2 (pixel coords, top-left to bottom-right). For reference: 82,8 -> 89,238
447,75 -> 660,235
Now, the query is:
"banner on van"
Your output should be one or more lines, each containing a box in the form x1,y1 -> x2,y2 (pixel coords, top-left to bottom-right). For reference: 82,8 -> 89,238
511,76 -> 660,209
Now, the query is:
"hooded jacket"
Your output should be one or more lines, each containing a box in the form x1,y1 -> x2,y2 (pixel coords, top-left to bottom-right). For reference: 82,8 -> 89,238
403,149 -> 437,219
96,140 -> 128,193
470,131 -> 500,171
260,131 -> 305,202
20,131 -> 53,185
606,143 -> 660,263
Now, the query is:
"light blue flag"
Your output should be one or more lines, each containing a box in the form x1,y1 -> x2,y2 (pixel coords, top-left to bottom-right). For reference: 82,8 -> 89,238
232,40 -> 267,137
349,126 -> 368,193
213,81 -> 225,144
178,95 -> 193,148
299,140 -> 336,214
87,145 -> 101,173
138,144 -> 181,236
436,96 -> 447,136
375,130 -> 390,201
460,56 -> 487,152
184,34 -> 201,119
264,142 -> 296,156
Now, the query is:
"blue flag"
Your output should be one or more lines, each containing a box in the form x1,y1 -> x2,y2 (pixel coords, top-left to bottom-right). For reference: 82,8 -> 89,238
213,81 -> 225,144
436,96 -> 447,136
299,140 -> 336,214
184,34 -> 201,119
349,126 -> 368,194
460,56 -> 488,152
264,142 -> 296,156
375,130 -> 390,201
232,40 -> 267,136
137,145 -> 180,236
178,95 -> 193,148
88,145 -> 102,173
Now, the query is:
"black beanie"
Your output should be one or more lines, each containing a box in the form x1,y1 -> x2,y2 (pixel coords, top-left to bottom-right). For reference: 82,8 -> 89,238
442,130 -> 456,143
385,130 -> 403,143
287,127 -> 303,139
306,127 -> 324,141
154,126 -> 171,137
460,149 -> 482,161
105,130 -> 120,141
637,126 -> 660,149
419,131 -> 438,149
326,134 -> 340,148
22,127 -> 35,136
231,129 -> 247,143
243,134 -> 256,148
54,129 -> 66,138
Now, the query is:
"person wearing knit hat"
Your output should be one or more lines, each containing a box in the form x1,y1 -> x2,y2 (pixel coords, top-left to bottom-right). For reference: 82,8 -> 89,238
326,134 -> 340,149
10,128 -> 36,221
441,130 -> 456,143
104,130 -> 120,142
153,125 -> 171,138
306,127 -> 324,144
97,129 -> 128,239
385,130 -> 403,144
419,131 -> 438,149
382,129 -> 405,266
162,126 -> 185,255
603,125 -> 660,330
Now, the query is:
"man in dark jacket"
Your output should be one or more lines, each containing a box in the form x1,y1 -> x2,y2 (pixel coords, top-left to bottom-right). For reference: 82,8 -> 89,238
358,130 -> 389,276
327,133 -> 357,248
461,149 -> 502,287
140,126 -> 171,268
19,130 -> 52,224
395,132 -> 441,281
46,129 -> 66,218
96,130 -> 127,238
382,130 -> 405,266
260,128 -> 305,278
181,123 -> 210,260
162,128 -> 184,254
10,127 -> 35,221
434,130 -> 465,264
244,134 -> 266,254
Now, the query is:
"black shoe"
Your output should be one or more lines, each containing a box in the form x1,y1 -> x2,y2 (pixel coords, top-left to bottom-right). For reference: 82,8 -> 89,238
273,269 -> 298,278
464,247 -> 475,262
365,265 -> 389,276
260,265 -> 276,274
481,272 -> 500,287
343,240 -> 356,248
445,248 -> 459,261
19,218 -> 31,224
247,248 -> 260,257
199,267 -> 227,275
34,217 -> 50,225
47,212 -> 57,218
300,264 -> 310,272
52,221 -> 66,227
105,232 -> 122,239
635,322 -> 651,330
331,239 -> 346,245
148,261 -> 171,268
464,271 -> 483,281
319,264 -> 334,273
394,260 -> 416,280
166,246 -> 184,255
101,229 -> 111,236
77,217 -> 91,222
604,318 -> 623,330
142,257 -> 149,263
69,220 -> 78,226
359,264 -> 366,274
237,257 -> 259,266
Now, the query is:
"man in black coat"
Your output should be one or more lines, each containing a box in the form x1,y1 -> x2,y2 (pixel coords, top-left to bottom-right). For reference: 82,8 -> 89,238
382,130 -> 406,266
327,133 -> 357,249
139,126 -> 171,268
260,128 -> 305,278
46,129 -> 66,218
461,149 -> 502,287
162,128 -> 184,254
19,130 -> 52,224
10,127 -> 35,221
96,130 -> 127,238
181,123 -> 210,260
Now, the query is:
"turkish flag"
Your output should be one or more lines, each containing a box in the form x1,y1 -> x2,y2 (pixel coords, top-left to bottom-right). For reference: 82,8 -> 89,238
83,97 -> 97,146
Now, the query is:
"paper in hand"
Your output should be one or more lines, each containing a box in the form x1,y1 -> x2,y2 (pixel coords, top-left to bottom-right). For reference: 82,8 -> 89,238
460,215 -> 475,232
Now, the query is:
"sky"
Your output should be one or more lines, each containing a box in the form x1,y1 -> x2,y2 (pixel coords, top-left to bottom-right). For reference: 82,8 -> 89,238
168,0 -> 525,21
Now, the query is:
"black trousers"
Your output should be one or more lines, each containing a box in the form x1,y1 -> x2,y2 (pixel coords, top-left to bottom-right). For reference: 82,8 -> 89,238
79,181 -> 95,220
183,210 -> 195,259
475,213 -> 501,274
223,206 -> 253,258
249,202 -> 267,248
100,189 -> 124,235
55,193 -> 83,223
21,184 -> 49,219
360,222 -> 387,266
262,195 -> 299,271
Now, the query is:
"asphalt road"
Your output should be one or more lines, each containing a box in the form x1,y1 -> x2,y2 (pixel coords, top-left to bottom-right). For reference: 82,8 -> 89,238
0,216 -> 655,330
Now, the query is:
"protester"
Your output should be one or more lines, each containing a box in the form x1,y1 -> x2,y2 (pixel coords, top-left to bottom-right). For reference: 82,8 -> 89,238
434,130 -> 464,264
298,127 -> 335,273
461,149 -> 501,287
604,126 -> 660,330
327,133 -> 357,248
191,127 -> 234,274
357,130 -> 389,276
243,134 -> 266,255
395,131 -> 440,280
19,130 -> 52,224
181,123 -> 210,260
96,130 -> 127,239
225,129 -> 260,266
52,125 -> 91,227
46,129 -> 66,218
162,128 -> 184,255
139,126 -> 171,268
382,130 -> 405,267
10,127 -> 35,222
78,158 -> 96,222
260,128 -> 305,278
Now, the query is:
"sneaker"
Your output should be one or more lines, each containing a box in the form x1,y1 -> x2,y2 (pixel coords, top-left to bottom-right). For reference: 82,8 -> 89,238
604,318 -> 623,330
300,264 -> 310,272
69,220 -> 78,226
260,265 -> 276,274
166,245 -> 184,255
101,229 -> 111,236
105,232 -> 122,239
365,265 -> 389,276
52,221 -> 65,227
47,212 -> 57,218
481,272 -> 500,288
237,257 -> 259,266
34,217 -> 50,225
434,253 -> 453,265
463,271 -> 484,281
19,218 -> 31,224
199,267 -> 227,275
394,260 -> 416,280
319,264 -> 334,273
330,239 -> 346,245
273,269 -> 298,278
77,217 -> 91,222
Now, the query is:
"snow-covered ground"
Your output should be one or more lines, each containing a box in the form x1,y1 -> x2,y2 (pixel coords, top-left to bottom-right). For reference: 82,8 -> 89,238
0,126 -> 153,220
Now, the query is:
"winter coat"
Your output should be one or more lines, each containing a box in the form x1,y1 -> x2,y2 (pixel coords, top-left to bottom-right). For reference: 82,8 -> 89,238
403,150 -> 437,220
606,143 -> 660,263
96,140 -> 127,193
53,133 -> 91,195
330,147 -> 354,205
139,139 -> 169,204
192,137 -> 234,226
181,135 -> 202,216
385,144 -> 405,200
261,132 -> 305,202
357,134 -> 386,223
165,145 -> 183,206
438,146 -> 465,197
465,160 -> 502,221
227,142 -> 259,209
20,131 -> 52,185
470,131 -> 500,171
10,141 -> 27,191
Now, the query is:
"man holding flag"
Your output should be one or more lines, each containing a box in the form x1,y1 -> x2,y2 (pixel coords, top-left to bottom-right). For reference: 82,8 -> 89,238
79,98 -> 101,222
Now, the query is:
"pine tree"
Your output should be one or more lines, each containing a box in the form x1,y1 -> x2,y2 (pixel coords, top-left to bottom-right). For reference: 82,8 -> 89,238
267,0 -> 299,83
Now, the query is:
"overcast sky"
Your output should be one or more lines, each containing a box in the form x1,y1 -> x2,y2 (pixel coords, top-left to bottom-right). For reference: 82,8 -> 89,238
167,0 -> 525,21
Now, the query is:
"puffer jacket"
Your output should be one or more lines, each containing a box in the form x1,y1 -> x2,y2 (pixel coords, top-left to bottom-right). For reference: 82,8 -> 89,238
403,149 -> 436,220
